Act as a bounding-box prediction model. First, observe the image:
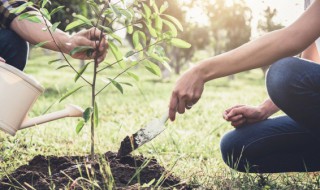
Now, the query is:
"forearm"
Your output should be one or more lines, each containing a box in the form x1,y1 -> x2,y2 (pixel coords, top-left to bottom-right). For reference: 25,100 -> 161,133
258,99 -> 280,119
197,29 -> 294,81
10,11 -> 72,54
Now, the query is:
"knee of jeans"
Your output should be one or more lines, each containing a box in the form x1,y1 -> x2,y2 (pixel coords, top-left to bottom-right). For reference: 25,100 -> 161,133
266,57 -> 300,105
220,131 -> 248,172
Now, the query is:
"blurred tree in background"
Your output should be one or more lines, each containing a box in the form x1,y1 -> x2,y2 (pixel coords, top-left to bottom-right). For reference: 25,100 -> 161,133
29,0 -> 283,77
258,7 -> 284,76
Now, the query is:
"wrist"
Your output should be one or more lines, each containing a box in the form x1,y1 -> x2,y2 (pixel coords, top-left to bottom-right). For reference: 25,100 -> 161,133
194,59 -> 213,83
193,64 -> 207,84
54,32 -> 72,54
257,104 -> 270,120
258,99 -> 279,119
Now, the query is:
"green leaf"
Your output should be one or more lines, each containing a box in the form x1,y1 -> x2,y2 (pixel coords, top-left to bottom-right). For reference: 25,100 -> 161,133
127,24 -> 133,34
94,101 -> 99,127
155,15 -> 163,32
100,25 -> 113,33
132,31 -> 146,48
132,31 -> 141,49
109,33 -> 122,45
163,14 -> 183,31
50,6 -> 64,15
138,32 -> 147,46
56,65 -> 69,70
144,60 -> 161,77
125,50 -> 136,58
142,3 -> 151,19
110,4 -> 121,17
88,0 -> 99,15
120,9 -> 133,22
59,85 -> 85,102
149,53 -> 171,73
48,59 -> 61,64
142,179 -> 155,188
127,72 -> 139,81
146,24 -> 157,38
10,2 -> 34,14
150,0 -> 155,7
34,41 -> 50,48
151,1 -> 159,14
76,120 -> 85,134
170,38 -> 191,48
40,8 -> 51,20
108,41 -> 124,68
66,20 -> 85,31
70,46 -> 94,56
83,107 -> 93,123
50,22 -> 60,32
74,14 -> 92,26
74,62 -> 90,82
18,13 -> 42,23
162,19 -> 177,37
160,2 -> 169,13
120,82 -> 133,87
41,0 -> 50,8
107,78 -> 123,94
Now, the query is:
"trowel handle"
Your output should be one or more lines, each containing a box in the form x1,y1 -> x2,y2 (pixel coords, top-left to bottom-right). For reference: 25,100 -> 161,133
20,104 -> 84,129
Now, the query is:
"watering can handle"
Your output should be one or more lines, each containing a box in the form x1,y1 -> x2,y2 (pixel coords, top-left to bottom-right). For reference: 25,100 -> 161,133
20,104 -> 84,129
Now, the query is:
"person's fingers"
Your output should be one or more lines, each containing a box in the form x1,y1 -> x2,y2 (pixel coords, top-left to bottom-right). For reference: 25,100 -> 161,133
177,98 -> 186,114
231,118 -> 246,127
227,107 -> 246,118
223,111 -> 228,120
87,27 -> 104,41
228,114 -> 243,122
97,50 -> 107,63
169,92 -> 178,121
225,105 -> 244,114
98,37 -> 108,52
185,100 -> 194,110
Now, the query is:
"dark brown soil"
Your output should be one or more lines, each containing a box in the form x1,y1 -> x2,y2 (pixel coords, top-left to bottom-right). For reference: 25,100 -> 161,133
117,135 -> 139,157
0,152 -> 191,189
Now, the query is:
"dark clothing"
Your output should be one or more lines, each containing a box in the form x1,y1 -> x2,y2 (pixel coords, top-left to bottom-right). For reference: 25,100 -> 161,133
0,28 -> 28,70
0,0 -> 36,29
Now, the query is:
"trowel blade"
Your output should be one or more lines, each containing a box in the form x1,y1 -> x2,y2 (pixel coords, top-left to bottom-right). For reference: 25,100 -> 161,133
117,112 -> 169,157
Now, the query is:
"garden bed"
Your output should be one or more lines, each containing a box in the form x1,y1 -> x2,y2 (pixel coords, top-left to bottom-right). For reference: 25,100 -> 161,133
0,152 -> 190,189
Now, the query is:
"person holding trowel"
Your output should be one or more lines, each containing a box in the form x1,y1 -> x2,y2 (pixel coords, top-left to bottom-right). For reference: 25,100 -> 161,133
0,0 -> 108,71
169,0 -> 320,173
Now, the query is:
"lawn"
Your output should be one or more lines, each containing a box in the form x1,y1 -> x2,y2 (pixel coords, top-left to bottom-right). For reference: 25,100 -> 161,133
1,49 -> 320,189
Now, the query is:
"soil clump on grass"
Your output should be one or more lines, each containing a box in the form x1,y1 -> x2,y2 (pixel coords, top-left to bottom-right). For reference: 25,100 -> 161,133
0,151 -> 190,189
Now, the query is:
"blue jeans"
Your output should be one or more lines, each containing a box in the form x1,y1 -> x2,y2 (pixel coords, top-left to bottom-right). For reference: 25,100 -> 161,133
220,57 -> 320,173
0,29 -> 29,70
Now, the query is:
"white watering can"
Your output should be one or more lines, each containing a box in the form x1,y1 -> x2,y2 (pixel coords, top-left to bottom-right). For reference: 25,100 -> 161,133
0,63 -> 84,136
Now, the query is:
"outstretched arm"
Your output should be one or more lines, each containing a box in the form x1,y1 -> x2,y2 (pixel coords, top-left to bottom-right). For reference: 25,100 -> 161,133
8,9 -> 107,62
169,0 -> 320,121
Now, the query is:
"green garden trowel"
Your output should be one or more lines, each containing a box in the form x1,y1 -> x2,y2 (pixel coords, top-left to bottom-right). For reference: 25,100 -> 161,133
117,112 -> 169,157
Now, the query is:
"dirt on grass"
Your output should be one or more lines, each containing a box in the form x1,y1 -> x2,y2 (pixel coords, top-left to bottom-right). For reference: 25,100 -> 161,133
0,152 -> 191,189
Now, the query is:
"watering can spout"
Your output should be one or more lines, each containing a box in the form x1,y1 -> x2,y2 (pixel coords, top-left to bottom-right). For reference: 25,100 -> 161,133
20,104 -> 84,129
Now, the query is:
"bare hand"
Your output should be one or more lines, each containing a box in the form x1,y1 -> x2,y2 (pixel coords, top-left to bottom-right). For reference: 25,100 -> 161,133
169,67 -> 205,121
223,105 -> 267,127
0,57 -> 6,64
67,28 -> 108,63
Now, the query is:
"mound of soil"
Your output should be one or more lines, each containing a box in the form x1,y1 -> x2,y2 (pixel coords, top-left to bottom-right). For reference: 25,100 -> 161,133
0,152 -> 190,189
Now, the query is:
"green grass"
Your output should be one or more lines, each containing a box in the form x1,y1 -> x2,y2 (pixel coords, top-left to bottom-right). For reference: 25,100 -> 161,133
1,50 -> 320,189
